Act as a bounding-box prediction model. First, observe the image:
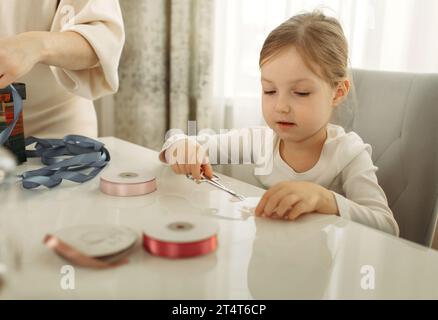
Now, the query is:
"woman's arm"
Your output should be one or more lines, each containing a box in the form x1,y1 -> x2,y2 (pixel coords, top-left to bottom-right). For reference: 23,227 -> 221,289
0,31 -> 98,88
38,31 -> 98,70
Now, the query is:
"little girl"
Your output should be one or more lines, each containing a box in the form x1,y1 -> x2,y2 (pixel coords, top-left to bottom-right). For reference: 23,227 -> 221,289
159,11 -> 399,236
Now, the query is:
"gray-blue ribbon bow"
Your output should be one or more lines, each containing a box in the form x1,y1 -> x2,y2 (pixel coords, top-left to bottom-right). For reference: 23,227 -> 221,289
20,135 -> 110,189
0,84 -> 110,189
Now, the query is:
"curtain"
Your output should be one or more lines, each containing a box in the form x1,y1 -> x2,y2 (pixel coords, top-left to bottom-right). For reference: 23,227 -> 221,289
96,0 -> 214,150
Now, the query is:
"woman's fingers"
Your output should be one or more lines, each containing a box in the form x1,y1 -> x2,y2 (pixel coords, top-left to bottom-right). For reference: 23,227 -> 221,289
0,73 -> 13,89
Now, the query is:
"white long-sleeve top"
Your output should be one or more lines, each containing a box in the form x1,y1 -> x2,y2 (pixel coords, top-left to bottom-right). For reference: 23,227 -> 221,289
159,123 -> 400,236
1,0 -> 125,138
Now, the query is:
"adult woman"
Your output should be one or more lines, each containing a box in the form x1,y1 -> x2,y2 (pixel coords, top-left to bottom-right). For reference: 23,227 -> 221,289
0,0 -> 125,138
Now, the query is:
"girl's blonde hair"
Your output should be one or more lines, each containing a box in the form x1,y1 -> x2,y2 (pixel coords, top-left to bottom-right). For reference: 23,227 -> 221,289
259,11 -> 349,88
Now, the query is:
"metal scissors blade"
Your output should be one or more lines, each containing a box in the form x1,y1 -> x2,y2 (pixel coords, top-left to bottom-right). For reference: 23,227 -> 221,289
204,178 -> 246,201
186,173 -> 245,201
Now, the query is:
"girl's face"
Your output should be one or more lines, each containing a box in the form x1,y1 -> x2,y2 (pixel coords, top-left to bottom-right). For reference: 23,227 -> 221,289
261,46 -> 339,144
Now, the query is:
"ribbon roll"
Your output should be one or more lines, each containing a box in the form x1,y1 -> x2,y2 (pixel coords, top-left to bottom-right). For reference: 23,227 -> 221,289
142,214 -> 218,259
43,225 -> 138,269
0,84 -> 22,146
44,235 -> 129,269
100,170 -> 157,197
21,135 -> 110,189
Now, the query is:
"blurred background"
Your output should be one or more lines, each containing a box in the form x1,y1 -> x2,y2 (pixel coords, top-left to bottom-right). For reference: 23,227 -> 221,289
94,0 -> 438,150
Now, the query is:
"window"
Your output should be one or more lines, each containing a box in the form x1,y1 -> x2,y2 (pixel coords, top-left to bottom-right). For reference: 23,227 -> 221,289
212,0 -> 438,128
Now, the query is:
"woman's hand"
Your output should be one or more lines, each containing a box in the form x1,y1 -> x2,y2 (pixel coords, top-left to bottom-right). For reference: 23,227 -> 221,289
165,138 -> 213,181
0,33 -> 44,88
0,31 -> 98,88
255,181 -> 339,220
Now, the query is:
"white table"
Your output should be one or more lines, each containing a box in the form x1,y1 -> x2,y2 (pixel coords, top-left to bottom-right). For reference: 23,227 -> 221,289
1,137 -> 438,299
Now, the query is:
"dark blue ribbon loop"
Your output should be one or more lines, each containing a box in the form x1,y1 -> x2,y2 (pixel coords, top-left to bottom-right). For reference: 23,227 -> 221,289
0,84 -> 109,189
21,135 -> 110,189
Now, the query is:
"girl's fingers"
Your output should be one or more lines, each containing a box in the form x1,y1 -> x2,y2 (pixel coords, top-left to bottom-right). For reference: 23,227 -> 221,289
186,152 -> 202,180
270,212 -> 282,220
255,183 -> 287,216
287,201 -> 308,220
263,188 -> 294,216
190,162 -> 202,180
171,164 -> 181,174
169,146 -> 214,181
275,194 -> 300,218
184,164 -> 193,175
255,194 -> 269,216
176,163 -> 187,175
201,163 -> 214,179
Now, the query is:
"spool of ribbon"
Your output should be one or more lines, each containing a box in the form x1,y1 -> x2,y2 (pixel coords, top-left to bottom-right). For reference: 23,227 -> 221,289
43,225 -> 138,269
100,170 -> 157,197
142,214 -> 218,258
0,84 -> 22,146
20,135 -> 110,189
44,234 -> 129,269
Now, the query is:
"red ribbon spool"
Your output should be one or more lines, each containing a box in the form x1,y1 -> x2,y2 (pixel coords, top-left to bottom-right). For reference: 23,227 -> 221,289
143,233 -> 217,258
142,216 -> 218,259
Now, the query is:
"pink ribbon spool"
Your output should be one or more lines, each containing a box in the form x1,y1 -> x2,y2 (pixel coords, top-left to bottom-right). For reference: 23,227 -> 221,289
100,171 -> 156,197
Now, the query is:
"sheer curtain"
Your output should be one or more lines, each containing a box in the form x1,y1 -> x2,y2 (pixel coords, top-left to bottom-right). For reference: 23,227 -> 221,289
212,0 -> 438,129
95,0 -> 214,150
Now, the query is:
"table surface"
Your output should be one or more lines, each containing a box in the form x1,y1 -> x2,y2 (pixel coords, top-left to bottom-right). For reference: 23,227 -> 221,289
1,137 -> 438,299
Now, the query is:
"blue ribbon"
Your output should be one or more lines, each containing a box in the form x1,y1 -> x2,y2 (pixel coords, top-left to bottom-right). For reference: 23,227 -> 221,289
0,84 -> 109,189
0,84 -> 23,145
20,135 -> 110,189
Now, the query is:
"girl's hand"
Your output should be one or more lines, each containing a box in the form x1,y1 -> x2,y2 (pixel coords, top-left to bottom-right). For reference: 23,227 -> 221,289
165,138 -> 213,181
0,33 -> 44,88
255,181 -> 339,220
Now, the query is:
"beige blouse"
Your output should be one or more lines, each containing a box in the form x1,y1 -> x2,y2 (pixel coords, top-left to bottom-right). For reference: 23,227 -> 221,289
0,0 -> 125,138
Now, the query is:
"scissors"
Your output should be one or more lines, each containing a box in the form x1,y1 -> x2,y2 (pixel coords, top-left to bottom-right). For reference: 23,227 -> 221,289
186,172 -> 246,201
